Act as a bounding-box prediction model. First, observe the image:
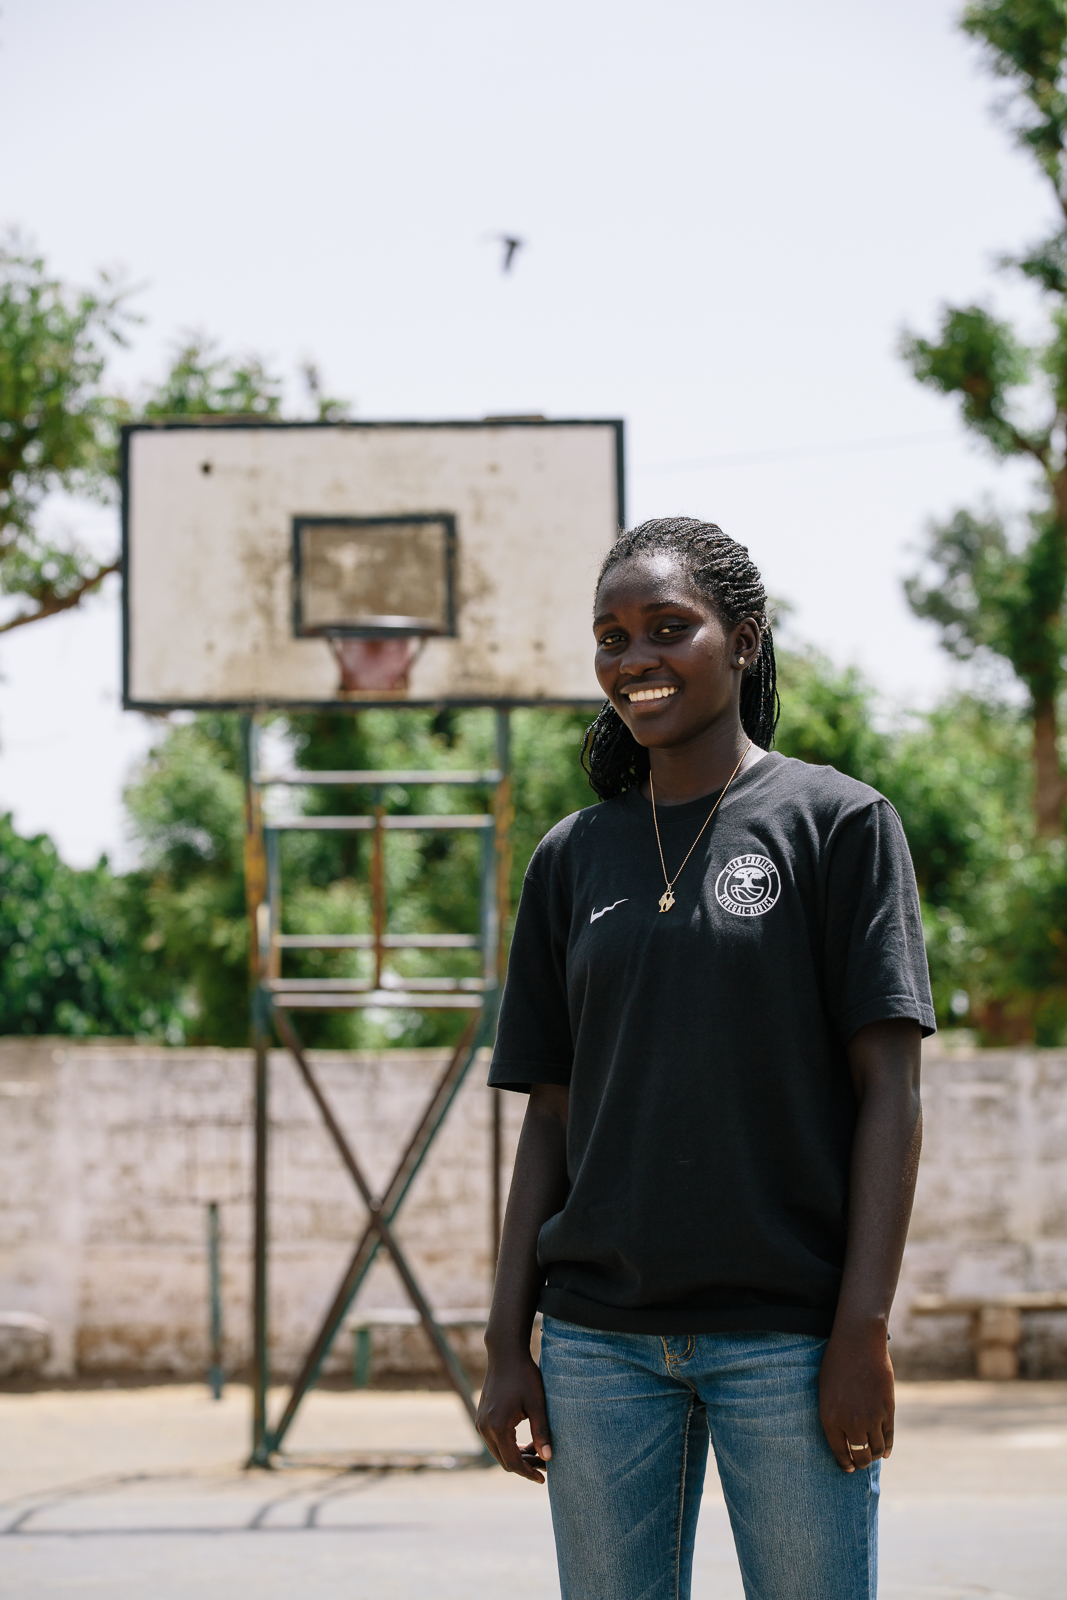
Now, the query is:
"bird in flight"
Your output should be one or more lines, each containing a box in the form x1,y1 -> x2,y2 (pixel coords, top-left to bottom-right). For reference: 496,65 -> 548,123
498,235 -> 524,272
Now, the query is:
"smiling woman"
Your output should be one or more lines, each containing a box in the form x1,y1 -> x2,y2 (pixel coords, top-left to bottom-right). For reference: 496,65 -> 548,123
581,519 -> 780,802
477,519 -> 936,1600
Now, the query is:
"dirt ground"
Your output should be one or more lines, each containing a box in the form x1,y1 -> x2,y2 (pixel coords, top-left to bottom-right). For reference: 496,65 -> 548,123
1,1380 -> 1065,1598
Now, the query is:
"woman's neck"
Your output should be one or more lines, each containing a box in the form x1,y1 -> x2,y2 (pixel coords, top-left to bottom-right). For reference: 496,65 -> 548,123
641,722 -> 764,805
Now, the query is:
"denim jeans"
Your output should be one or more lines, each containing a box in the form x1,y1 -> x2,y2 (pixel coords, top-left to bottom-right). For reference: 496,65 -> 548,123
539,1316 -> 879,1600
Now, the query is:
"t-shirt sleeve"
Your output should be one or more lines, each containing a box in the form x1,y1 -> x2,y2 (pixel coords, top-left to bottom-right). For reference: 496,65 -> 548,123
823,799 -> 936,1041
488,863 -> 573,1094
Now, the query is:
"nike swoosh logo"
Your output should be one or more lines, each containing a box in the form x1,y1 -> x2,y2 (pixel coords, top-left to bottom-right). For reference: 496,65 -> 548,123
590,899 -> 628,923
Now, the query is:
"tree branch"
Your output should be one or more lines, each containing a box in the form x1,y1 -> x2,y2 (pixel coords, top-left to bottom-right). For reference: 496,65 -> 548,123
1005,421 -> 1052,468
1055,178 -> 1067,229
0,557 -> 120,634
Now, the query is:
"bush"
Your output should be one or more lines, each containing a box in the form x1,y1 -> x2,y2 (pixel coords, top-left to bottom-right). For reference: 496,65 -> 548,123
0,813 -> 181,1038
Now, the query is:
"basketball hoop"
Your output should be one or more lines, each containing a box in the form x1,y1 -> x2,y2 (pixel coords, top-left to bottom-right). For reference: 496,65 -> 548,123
292,513 -> 456,693
121,419 -> 624,710
328,635 -> 425,693
119,416 -> 626,1467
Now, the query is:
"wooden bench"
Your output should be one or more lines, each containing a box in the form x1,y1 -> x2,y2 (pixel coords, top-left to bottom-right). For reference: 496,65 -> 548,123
349,1308 -> 491,1388
911,1292 -> 1067,1379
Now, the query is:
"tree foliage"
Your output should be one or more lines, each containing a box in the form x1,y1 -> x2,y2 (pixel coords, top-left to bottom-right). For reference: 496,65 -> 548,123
122,714 -> 251,1046
904,507 -> 1067,707
773,649 -> 888,784
0,238 -> 133,633
960,1 -> 1067,190
0,240 -> 321,637
0,814 -> 180,1038
116,705 -> 595,1050
9,646 -> 1067,1047
140,334 -> 283,420
901,0 -> 1067,833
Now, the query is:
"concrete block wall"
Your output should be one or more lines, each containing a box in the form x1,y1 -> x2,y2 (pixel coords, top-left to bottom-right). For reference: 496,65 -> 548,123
0,1037 -> 522,1382
892,1042 -> 1067,1376
1,1035 -> 1065,1382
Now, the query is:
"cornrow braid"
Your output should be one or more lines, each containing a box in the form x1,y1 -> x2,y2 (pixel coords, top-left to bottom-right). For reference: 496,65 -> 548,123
581,517 -> 780,801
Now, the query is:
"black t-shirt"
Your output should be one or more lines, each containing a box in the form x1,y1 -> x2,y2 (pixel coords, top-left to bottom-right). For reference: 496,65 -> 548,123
488,751 -> 935,1337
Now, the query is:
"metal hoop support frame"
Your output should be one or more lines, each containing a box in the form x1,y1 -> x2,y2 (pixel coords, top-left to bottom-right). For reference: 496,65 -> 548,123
241,710 -> 514,1468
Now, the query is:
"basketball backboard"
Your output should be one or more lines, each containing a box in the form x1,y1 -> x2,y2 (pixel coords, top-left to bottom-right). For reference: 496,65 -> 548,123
121,419 -> 624,709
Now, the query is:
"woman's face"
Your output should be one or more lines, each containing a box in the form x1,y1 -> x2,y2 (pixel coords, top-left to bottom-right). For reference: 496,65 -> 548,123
593,552 -> 758,751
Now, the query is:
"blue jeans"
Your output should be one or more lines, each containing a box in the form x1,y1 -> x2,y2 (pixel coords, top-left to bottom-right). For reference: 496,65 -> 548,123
539,1316 -> 879,1600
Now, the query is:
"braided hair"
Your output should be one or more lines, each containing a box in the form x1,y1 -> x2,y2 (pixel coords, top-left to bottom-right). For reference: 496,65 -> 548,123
581,517 -> 780,800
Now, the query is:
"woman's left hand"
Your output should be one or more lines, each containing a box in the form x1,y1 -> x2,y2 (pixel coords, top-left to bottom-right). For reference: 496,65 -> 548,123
818,1324 -> 894,1473
821,1019 -> 921,1475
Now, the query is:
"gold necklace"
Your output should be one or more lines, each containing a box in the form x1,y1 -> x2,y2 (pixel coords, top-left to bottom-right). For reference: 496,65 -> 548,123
649,741 -> 752,913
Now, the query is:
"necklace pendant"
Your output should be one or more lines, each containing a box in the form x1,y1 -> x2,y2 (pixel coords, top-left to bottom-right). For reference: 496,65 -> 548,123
658,888 -> 676,914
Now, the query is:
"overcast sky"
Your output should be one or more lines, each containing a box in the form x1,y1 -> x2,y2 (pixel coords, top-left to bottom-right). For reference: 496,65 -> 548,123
0,0 -> 1055,865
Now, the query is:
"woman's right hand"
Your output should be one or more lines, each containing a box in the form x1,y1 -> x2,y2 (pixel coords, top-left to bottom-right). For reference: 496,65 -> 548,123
478,1084 -> 569,1483
476,1346 -> 553,1482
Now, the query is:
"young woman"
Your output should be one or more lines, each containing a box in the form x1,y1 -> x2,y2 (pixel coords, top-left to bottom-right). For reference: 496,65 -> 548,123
476,518 -> 933,1600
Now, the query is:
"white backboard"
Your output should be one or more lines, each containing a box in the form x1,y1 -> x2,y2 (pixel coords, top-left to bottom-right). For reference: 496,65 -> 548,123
121,420 -> 624,709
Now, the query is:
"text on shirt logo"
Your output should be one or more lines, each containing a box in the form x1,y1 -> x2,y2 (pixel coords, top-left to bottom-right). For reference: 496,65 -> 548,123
714,854 -> 781,918
590,899 -> 629,924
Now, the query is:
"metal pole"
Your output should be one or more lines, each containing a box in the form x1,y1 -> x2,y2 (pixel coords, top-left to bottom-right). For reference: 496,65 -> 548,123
207,1201 -> 223,1400
251,1023 -> 269,1461
264,1000 -> 495,1454
493,710 -> 513,988
242,714 -> 272,1466
266,827 -> 281,981
272,1007 -> 486,1434
371,800 -> 386,989
353,1326 -> 372,1389
242,713 -> 268,983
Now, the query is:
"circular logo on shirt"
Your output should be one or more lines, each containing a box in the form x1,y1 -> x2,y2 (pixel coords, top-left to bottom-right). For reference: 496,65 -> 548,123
715,853 -> 781,917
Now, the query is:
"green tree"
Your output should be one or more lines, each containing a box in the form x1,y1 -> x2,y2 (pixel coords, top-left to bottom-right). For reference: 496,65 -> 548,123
0,240 -> 324,637
773,648 -> 889,784
0,813 -> 181,1037
140,333 -> 282,419
901,0 -> 1067,833
878,697 -> 1034,1037
771,650 -> 1048,1038
123,714 -> 251,1046
25,641 -> 1043,1044
115,703 -> 597,1050
0,238 -> 132,633
111,654 -> 904,1047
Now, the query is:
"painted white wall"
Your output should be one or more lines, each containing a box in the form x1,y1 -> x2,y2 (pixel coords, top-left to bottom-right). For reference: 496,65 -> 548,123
1,1037 -> 1064,1382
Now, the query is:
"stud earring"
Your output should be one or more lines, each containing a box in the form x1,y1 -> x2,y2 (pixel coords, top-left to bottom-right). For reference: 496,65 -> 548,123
738,656 -> 745,665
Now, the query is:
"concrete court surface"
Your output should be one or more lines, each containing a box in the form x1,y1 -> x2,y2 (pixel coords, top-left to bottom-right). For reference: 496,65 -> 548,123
0,1382 -> 1065,1599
